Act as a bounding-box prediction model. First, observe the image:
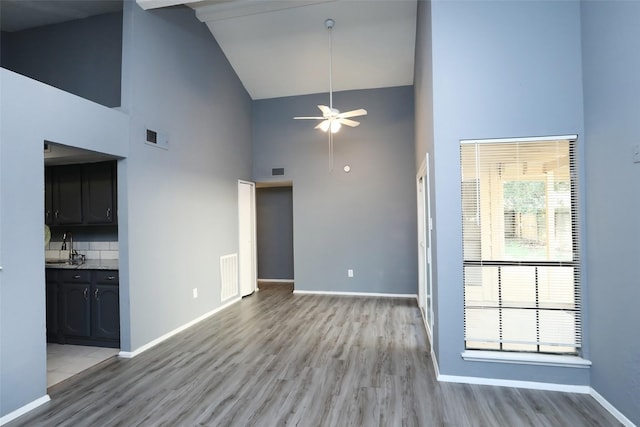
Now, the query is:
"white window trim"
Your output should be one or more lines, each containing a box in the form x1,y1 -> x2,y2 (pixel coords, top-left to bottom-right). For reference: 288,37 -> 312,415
460,134 -> 578,145
461,350 -> 591,368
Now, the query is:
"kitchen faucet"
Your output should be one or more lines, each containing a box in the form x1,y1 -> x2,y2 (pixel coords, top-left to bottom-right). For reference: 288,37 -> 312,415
61,231 -> 81,263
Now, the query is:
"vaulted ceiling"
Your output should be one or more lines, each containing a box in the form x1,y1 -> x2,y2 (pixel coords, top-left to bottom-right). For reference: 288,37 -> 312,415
1,0 -> 417,100
139,0 -> 417,100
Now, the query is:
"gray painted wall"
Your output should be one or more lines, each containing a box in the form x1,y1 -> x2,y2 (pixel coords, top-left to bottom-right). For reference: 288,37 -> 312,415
256,187 -> 294,280
0,69 -> 129,418
1,2 -> 251,417
426,0 -> 589,384
0,12 -> 123,108
253,86 -> 417,295
119,2 -> 252,351
581,2 -> 640,423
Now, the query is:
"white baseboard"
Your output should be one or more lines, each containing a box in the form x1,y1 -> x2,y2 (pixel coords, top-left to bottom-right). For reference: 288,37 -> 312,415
293,290 -> 418,299
431,349 -> 440,378
437,373 -> 591,394
0,395 -> 50,426
118,297 -> 242,359
258,279 -> 294,283
590,388 -> 636,427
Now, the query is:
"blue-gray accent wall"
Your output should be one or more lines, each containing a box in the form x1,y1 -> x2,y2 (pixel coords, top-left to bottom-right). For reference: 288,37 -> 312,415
581,1 -> 640,423
0,69 -> 129,419
119,2 -> 252,351
419,0 -> 590,385
0,11 -> 123,108
253,86 -> 417,295
256,187 -> 294,280
0,2 -> 252,418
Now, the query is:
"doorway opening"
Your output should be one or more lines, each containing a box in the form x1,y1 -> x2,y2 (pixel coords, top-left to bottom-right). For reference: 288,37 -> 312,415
417,154 -> 434,340
44,142 -> 122,388
256,183 -> 294,292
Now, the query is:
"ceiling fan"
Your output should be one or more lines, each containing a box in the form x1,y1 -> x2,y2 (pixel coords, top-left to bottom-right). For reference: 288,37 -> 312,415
294,18 -> 367,168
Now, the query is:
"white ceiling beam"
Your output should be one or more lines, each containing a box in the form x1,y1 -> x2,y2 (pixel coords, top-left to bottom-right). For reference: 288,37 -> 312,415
136,0 -> 210,11
192,0 -> 335,23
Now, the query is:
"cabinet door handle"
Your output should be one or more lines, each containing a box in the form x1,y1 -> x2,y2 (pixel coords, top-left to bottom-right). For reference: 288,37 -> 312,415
83,288 -> 88,300
106,208 -> 111,219
55,210 -> 59,219
106,276 -> 116,281
95,289 -> 100,300
46,211 -> 51,221
74,274 -> 81,279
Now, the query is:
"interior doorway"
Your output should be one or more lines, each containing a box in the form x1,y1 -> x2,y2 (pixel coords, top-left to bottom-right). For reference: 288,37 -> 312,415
44,142 -> 122,388
238,180 -> 257,297
255,184 -> 294,290
417,154 -> 434,339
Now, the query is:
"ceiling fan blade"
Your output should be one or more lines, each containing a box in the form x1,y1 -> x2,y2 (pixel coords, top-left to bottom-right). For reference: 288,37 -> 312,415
318,105 -> 332,115
337,108 -> 367,119
293,116 -> 324,120
339,118 -> 360,127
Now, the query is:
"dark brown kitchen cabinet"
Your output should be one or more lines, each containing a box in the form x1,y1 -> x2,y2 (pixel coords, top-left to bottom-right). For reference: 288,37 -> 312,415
59,282 -> 92,338
45,271 -> 59,342
83,161 -> 116,224
46,269 -> 120,348
58,270 -> 92,338
45,161 -> 117,226
93,271 -> 120,341
47,165 -> 84,225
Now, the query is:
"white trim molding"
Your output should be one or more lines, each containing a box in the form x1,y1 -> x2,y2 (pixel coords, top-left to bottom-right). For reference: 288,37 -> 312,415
0,395 -> 50,426
118,297 -> 241,359
437,374 -> 591,394
590,388 -> 637,427
293,290 -> 417,300
461,350 -> 592,369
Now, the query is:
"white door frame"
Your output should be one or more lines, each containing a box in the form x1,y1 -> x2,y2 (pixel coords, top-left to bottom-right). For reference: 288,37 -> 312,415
417,154 -> 434,339
238,180 -> 257,296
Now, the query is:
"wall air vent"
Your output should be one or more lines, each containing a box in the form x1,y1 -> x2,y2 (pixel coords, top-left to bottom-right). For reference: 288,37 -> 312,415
146,129 -> 157,144
272,168 -> 285,176
145,128 -> 168,150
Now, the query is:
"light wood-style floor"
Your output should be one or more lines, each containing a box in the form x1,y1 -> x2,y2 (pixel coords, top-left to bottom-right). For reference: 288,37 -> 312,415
8,283 -> 619,426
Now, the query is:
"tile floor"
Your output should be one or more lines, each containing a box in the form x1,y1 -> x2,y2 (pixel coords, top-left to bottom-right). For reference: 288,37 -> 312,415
47,344 -> 119,387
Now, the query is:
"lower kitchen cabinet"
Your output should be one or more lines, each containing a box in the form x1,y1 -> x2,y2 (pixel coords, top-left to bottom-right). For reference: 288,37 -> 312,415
47,269 -> 120,348
93,284 -> 120,341
60,282 -> 92,338
45,273 -> 59,342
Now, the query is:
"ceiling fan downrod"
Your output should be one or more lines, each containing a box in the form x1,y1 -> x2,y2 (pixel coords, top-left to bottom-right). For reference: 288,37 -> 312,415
325,18 -> 335,112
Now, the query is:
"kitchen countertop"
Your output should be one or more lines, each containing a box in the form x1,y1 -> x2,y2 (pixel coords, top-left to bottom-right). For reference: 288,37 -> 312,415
45,259 -> 119,270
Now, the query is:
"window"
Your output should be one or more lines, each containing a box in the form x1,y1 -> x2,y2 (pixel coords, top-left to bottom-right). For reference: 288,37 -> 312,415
460,136 -> 580,355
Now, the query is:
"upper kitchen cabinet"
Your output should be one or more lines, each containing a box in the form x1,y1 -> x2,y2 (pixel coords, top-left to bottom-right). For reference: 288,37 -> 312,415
83,161 -> 116,225
47,164 -> 83,225
45,161 -> 117,226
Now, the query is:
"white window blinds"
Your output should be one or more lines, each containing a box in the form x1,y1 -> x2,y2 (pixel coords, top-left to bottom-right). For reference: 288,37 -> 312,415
460,136 -> 581,354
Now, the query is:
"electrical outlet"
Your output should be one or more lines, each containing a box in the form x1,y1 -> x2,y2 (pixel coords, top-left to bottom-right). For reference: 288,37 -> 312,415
348,269 -> 354,278
192,288 -> 198,299
634,144 -> 640,164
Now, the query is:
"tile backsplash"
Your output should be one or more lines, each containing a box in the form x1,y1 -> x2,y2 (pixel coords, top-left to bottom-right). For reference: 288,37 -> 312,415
46,240 -> 119,261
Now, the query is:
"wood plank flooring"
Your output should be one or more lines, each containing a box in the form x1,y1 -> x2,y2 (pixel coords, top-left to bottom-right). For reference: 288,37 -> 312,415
8,283 -> 620,426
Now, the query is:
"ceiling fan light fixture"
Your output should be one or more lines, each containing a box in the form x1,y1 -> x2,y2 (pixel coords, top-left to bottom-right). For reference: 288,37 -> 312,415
330,120 -> 341,133
319,121 -> 330,132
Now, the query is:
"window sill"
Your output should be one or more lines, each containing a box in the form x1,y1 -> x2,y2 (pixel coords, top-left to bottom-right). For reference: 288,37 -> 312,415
461,350 -> 592,368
